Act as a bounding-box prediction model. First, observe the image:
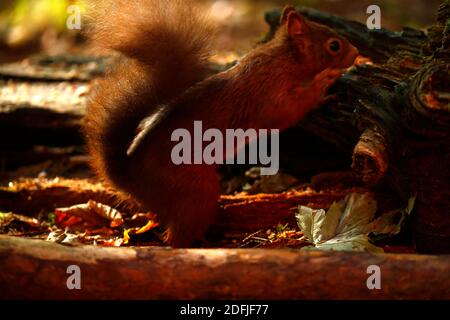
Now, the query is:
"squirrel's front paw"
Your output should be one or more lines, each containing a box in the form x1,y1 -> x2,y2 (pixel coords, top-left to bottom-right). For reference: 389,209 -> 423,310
314,68 -> 342,101
315,68 -> 342,85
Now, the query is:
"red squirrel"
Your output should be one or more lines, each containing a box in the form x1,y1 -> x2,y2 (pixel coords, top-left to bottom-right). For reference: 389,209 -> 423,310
84,0 -> 359,247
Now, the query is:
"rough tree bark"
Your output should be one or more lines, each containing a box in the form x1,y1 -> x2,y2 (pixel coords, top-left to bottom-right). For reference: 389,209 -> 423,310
0,235 -> 449,300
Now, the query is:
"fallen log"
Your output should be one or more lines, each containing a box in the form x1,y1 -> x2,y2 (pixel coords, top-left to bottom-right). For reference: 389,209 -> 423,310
0,55 -> 106,148
0,235 -> 448,300
218,187 -> 368,232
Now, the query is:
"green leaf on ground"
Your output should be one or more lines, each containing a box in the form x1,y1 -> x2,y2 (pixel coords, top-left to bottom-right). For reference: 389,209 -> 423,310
296,193 -> 415,253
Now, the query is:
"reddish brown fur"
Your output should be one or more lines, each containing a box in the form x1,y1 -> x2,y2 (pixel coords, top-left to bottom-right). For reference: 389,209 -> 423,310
84,2 -> 358,247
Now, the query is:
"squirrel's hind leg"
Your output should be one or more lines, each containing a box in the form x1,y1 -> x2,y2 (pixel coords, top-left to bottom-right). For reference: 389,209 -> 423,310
166,180 -> 221,248
127,157 -> 222,248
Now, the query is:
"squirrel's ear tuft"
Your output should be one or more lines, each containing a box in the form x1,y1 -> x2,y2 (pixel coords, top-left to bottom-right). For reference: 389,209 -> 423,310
287,11 -> 309,36
281,5 -> 296,24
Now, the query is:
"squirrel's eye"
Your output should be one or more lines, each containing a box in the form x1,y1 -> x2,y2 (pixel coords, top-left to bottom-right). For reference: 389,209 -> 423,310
330,41 -> 340,52
327,39 -> 342,54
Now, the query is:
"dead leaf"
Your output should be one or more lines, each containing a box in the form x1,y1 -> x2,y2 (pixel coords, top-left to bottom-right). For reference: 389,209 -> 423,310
296,193 -> 415,253
0,212 -> 41,229
47,228 -> 82,245
136,220 -> 159,234
55,201 -> 124,230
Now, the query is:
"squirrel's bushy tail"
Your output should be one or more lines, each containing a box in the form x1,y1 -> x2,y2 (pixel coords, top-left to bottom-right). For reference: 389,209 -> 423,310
89,0 -> 214,76
84,0 -> 214,190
